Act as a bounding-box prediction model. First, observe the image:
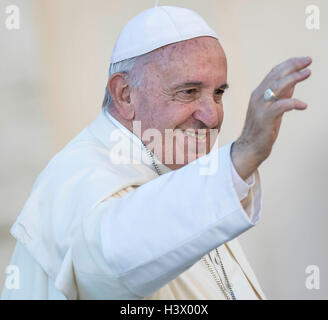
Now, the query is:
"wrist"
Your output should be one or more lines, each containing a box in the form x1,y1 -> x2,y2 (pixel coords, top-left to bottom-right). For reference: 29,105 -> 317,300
230,139 -> 262,181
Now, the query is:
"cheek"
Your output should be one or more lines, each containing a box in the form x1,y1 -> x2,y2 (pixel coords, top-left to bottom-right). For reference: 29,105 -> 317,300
153,102 -> 194,130
166,102 -> 196,126
134,83 -> 195,131
133,90 -> 161,128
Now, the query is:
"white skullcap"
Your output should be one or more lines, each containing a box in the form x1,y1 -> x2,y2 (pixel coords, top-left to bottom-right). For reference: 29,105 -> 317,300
110,6 -> 219,63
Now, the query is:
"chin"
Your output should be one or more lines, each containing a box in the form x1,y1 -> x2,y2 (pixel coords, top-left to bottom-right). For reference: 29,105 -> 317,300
161,131 -> 219,169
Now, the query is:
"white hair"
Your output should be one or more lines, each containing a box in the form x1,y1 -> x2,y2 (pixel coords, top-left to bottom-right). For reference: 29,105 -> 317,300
102,56 -> 141,110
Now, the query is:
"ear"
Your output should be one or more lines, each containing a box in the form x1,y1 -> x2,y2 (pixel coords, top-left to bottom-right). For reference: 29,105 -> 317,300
107,73 -> 135,120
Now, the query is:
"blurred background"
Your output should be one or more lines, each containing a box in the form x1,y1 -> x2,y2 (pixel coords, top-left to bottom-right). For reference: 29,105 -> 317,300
0,0 -> 327,299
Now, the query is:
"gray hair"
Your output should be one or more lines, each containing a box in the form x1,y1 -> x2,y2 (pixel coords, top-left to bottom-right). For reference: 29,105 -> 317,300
102,56 -> 141,110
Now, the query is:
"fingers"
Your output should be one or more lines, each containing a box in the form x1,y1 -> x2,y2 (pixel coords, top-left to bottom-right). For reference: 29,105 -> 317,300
272,68 -> 311,96
268,56 -> 312,81
270,98 -> 308,117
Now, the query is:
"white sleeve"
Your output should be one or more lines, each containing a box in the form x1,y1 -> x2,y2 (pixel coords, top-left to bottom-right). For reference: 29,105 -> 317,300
230,157 -> 255,201
230,150 -> 262,222
89,142 -> 262,298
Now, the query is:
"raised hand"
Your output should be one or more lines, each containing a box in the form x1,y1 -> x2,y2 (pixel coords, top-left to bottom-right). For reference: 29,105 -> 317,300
231,56 -> 312,180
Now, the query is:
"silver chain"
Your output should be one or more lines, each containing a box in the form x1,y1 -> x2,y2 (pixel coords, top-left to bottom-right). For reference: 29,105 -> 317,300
141,142 -> 163,176
142,143 -> 236,300
201,255 -> 232,300
215,248 -> 236,300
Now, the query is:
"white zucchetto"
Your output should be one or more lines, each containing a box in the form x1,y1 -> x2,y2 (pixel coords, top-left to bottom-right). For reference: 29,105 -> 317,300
110,6 -> 219,63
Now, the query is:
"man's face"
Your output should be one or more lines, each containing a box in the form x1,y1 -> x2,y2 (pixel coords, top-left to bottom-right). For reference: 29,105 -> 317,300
131,36 -> 228,170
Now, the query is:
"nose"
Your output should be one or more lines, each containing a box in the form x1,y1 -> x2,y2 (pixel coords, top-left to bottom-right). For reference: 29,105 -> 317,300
192,97 -> 222,129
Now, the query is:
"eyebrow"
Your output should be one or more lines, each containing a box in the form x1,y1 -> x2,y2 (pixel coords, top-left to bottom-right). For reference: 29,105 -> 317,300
171,82 -> 229,91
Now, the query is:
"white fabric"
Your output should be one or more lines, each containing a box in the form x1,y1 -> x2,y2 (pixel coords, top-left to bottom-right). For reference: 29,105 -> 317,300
1,108 -> 264,300
110,6 -> 219,63
1,242 -> 66,300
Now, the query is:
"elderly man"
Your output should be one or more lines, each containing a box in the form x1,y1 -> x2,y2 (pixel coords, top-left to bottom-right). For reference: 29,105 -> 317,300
2,6 -> 311,300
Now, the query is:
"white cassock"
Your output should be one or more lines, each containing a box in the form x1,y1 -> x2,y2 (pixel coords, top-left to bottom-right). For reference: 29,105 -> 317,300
1,108 -> 266,300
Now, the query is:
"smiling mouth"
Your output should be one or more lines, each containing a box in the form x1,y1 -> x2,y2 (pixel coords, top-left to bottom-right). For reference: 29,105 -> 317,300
181,129 -> 208,140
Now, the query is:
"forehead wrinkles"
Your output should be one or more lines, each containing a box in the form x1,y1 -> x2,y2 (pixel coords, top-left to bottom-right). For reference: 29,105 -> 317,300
155,37 -> 219,66
137,37 -> 225,87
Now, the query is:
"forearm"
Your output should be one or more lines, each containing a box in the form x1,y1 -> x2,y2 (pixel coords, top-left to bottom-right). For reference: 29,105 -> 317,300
97,143 -> 261,298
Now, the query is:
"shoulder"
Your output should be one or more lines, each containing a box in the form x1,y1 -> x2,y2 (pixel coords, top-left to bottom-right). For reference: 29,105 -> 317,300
26,123 -> 156,211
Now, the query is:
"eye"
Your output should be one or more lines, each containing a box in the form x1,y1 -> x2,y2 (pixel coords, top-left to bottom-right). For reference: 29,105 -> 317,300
214,89 -> 224,103
175,88 -> 200,101
214,89 -> 225,95
181,89 -> 198,95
